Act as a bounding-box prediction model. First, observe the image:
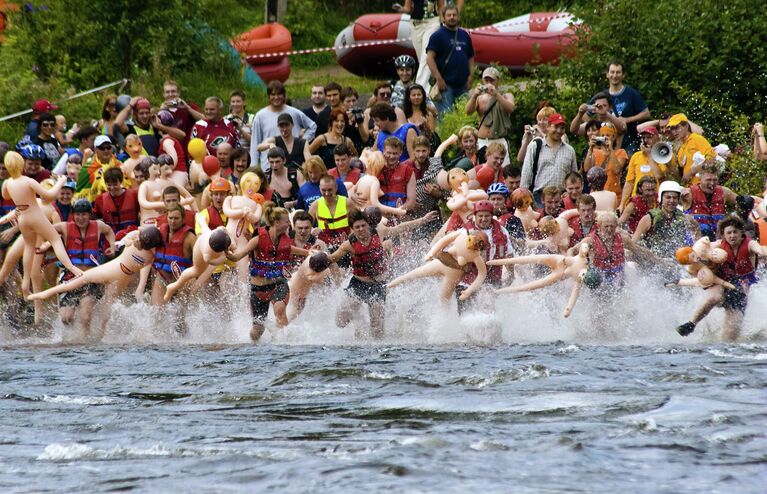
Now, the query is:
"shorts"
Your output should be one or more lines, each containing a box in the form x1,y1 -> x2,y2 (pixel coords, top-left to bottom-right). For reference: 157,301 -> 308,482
59,283 -> 104,307
721,287 -> 748,313
345,276 -> 386,304
249,279 -> 290,323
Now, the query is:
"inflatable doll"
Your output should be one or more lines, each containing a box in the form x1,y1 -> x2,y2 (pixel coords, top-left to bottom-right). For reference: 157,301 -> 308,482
163,227 -> 234,302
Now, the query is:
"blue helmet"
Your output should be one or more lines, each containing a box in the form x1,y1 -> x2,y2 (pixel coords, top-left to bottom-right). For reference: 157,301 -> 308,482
15,135 -> 32,151
487,182 -> 510,197
20,144 -> 45,160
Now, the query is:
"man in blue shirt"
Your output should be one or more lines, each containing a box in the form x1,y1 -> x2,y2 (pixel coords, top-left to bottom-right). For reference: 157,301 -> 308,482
603,61 -> 650,156
425,5 -> 474,117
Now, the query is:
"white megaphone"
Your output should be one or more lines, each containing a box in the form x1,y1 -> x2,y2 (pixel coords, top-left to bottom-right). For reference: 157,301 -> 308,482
651,142 -> 673,164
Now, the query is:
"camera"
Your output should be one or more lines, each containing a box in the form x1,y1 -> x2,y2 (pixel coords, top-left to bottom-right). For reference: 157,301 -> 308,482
351,108 -> 364,124
594,136 -> 608,146
168,98 -> 180,108
586,104 -> 596,113
527,127 -> 538,137
477,85 -> 487,94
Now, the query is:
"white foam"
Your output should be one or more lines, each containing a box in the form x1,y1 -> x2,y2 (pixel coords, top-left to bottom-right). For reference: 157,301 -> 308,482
6,254 -> 767,346
41,395 -> 114,405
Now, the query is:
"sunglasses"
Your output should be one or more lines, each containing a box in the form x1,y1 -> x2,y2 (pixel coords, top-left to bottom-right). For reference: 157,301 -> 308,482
97,145 -> 112,150
41,122 -> 56,128
379,92 -> 392,98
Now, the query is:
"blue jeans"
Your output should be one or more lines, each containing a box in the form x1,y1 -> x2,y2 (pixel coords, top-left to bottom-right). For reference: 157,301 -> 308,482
436,84 -> 467,118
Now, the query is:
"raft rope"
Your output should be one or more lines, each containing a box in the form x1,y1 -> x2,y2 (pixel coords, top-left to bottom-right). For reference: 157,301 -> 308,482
0,78 -> 129,122
243,12 -> 578,62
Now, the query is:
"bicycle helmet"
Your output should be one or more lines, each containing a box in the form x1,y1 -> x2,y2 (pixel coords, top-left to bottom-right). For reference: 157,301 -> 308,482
20,144 -> 45,160
487,182 -> 510,197
394,55 -> 417,69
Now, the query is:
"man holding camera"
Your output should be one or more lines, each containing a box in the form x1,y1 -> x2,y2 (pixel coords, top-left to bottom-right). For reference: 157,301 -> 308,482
570,92 -> 627,142
464,67 -> 515,166
160,80 -> 203,147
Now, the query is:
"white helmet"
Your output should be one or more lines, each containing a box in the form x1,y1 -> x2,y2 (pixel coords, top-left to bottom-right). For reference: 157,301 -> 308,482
658,180 -> 682,202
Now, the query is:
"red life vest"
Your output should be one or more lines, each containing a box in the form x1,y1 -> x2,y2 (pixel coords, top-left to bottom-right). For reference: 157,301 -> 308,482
329,167 -> 362,185
350,232 -> 387,278
206,205 -> 226,229
627,195 -> 653,234
718,237 -> 754,280
250,226 -> 293,279
53,201 -> 74,223
153,224 -> 193,274
462,219 -> 508,285
562,194 -> 577,211
378,164 -> 413,208
159,135 -> 187,173
589,229 -> 625,273
687,185 -> 726,239
98,188 -> 139,236
65,220 -> 101,268
568,217 -> 588,248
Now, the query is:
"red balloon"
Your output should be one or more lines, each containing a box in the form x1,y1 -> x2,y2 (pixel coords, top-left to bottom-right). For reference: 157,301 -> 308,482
476,165 -> 496,191
202,155 -> 220,177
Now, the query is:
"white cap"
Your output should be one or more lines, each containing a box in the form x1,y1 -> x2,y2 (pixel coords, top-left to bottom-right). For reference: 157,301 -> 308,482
94,135 -> 112,148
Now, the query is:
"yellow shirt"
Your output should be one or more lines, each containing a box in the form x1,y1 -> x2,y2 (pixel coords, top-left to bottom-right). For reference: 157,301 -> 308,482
678,133 -> 714,185
625,151 -> 667,195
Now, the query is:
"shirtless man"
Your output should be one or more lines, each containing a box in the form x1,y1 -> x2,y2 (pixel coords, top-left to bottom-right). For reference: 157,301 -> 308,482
265,147 -> 303,209
287,251 -> 332,321
464,67 -> 515,165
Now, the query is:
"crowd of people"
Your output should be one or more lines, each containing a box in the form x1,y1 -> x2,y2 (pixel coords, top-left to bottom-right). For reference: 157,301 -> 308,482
2,5 -> 767,343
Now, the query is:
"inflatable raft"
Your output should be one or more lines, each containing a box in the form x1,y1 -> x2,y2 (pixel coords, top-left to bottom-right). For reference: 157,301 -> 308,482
335,12 -> 579,78
234,22 -> 292,83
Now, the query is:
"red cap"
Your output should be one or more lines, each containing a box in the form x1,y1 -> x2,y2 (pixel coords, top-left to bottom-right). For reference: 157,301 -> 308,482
547,113 -> 566,125
32,99 -> 59,113
133,98 -> 151,111
639,126 -> 659,136
473,200 -> 495,214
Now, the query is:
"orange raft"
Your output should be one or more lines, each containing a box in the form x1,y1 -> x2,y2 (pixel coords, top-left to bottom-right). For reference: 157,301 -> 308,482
233,23 -> 292,83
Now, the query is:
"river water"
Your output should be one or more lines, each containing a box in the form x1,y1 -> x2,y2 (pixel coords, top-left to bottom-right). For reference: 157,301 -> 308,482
1,278 -> 766,492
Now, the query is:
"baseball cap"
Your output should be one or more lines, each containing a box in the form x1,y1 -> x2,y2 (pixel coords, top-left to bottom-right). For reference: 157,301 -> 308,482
547,113 -> 566,125
94,135 -> 112,148
481,67 -> 501,81
209,177 -> 231,192
666,113 -> 689,128
277,113 -> 293,126
639,126 -> 659,136
32,99 -> 59,113
63,179 -> 77,190
133,98 -> 151,111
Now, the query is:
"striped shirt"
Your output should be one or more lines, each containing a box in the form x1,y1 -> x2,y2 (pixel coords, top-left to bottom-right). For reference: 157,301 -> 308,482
520,138 -> 578,192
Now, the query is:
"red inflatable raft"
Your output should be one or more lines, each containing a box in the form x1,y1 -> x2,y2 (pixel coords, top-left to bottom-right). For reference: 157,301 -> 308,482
234,22 -> 292,83
335,12 -> 579,78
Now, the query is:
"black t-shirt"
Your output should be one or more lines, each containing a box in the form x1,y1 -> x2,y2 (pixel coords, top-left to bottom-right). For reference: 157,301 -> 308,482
303,106 -> 330,135
32,135 -> 62,171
